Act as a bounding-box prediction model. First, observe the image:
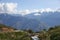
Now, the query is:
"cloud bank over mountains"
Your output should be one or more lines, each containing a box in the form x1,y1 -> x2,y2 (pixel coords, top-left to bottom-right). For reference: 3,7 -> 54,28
0,3 -> 60,15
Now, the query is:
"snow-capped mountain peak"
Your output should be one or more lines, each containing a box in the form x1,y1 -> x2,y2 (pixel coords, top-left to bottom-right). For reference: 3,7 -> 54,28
34,13 -> 41,16
18,8 -> 60,16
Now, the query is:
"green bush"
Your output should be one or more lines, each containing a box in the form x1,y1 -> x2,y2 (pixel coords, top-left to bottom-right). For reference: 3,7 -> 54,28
50,32 -> 60,40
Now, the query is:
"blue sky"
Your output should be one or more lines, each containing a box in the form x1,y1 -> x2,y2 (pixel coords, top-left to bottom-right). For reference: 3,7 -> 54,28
0,0 -> 60,10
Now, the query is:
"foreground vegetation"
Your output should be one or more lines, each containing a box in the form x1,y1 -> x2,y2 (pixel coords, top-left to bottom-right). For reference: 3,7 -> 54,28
0,24 -> 60,40
38,26 -> 60,40
0,32 -> 32,40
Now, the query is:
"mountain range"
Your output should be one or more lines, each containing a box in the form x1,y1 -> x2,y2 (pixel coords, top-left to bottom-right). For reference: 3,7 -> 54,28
0,9 -> 60,32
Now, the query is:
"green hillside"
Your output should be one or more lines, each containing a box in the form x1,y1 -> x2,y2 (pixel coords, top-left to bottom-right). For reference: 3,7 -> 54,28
0,24 -> 60,40
0,24 -> 32,40
38,26 -> 60,40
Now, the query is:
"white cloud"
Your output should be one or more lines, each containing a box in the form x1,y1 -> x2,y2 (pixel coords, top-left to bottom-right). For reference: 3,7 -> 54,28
33,9 -> 40,12
0,3 -> 17,14
6,3 -> 17,14
0,3 -> 60,15
19,9 -> 31,16
44,8 -> 55,12
56,8 -> 60,12
39,8 -> 56,13
0,3 -> 4,13
18,8 -> 60,16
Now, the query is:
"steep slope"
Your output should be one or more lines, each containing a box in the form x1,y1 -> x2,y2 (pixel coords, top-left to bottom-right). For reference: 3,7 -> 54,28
0,11 -> 60,31
0,13 -> 44,31
25,11 -> 60,26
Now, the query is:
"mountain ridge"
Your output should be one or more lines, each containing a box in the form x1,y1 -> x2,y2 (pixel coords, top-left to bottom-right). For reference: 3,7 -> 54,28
0,11 -> 60,31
